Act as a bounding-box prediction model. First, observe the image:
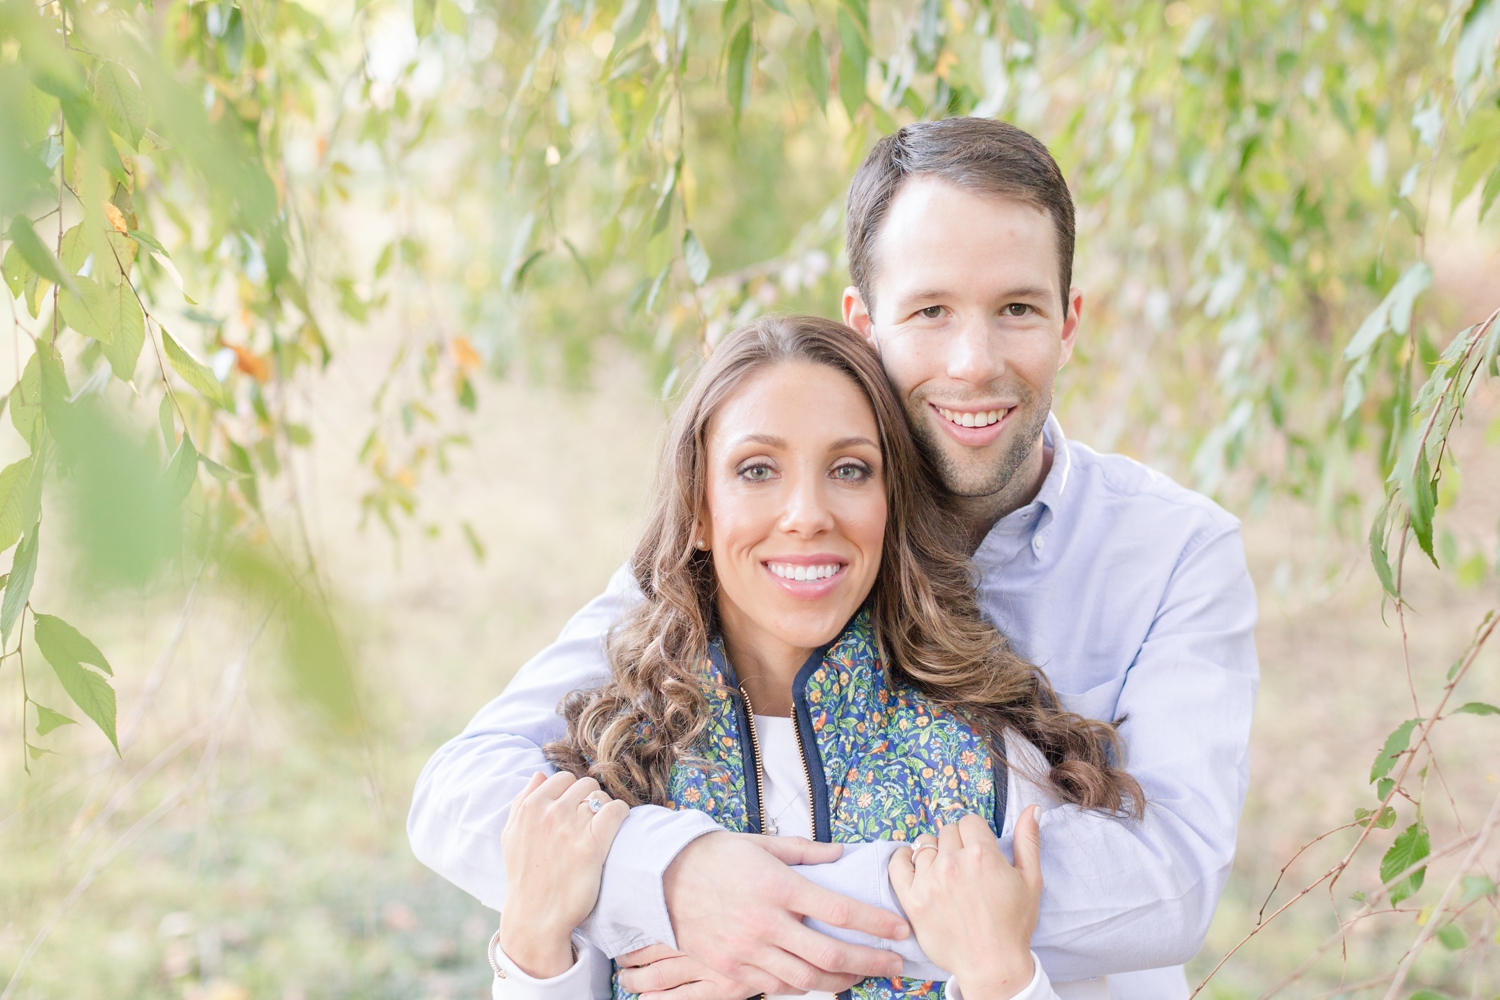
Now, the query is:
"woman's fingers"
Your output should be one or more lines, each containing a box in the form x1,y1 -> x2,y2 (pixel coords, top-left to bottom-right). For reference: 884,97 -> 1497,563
936,815 -> 964,852
911,833 -> 938,874
888,846 -> 916,902
558,774 -> 602,809
503,772 -> 551,831
1011,804 -> 1043,893
592,796 -> 630,842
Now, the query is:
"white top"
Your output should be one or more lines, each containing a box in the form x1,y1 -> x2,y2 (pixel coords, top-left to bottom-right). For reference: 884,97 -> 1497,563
414,414 -> 1259,999
754,714 -> 838,1000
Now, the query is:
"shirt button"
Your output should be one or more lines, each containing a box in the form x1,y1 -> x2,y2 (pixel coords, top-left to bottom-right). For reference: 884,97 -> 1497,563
1034,537 -> 1046,551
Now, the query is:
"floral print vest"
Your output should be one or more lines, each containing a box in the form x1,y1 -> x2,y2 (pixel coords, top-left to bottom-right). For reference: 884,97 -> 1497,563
612,609 -> 1007,1000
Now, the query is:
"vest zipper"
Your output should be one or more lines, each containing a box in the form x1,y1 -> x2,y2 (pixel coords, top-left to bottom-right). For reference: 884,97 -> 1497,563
735,683 -> 772,1000
789,710 -> 817,843
737,684 -> 771,835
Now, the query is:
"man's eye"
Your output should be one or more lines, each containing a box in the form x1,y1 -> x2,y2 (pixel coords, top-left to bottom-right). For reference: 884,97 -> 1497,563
1005,303 -> 1032,317
919,305 -> 943,319
831,463 -> 871,481
740,464 -> 775,481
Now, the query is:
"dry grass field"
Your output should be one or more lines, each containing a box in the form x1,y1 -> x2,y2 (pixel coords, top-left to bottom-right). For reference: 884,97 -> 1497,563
1,325 -> 1497,999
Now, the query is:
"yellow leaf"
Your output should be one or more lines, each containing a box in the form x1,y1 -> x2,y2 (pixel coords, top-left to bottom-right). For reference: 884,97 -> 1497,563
101,202 -> 129,234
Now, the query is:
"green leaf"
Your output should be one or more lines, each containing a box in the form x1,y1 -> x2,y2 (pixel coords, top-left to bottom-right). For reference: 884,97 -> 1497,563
5,217 -> 75,294
34,614 -> 118,755
102,282 -> 146,380
837,6 -> 869,118
1368,504 -> 1397,597
0,457 -> 35,555
805,29 -> 830,107
26,743 -> 55,761
414,0 -> 436,36
2,243 -> 32,297
1342,260 -> 1433,362
161,329 -> 232,409
10,351 -> 42,445
127,229 -> 167,256
165,433 -> 198,507
1408,992 -> 1452,1000
762,0 -> 789,12
1410,445 -> 1437,566
1435,923 -> 1467,950
1480,163 -> 1500,221
1380,822 -> 1430,904
727,22 -> 753,122
94,62 -> 147,148
1370,717 -> 1422,783
1452,701 -> 1500,716
34,703 -> 76,736
683,230 -> 711,286
1,523 -> 39,645
58,276 -> 114,344
1459,874 -> 1496,904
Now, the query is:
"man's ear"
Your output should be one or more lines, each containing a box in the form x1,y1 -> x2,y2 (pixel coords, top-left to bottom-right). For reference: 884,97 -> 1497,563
843,286 -> 876,344
1057,287 -> 1083,369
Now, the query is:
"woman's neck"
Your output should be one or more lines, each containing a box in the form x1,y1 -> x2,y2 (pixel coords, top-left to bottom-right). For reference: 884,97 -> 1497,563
718,612 -> 810,718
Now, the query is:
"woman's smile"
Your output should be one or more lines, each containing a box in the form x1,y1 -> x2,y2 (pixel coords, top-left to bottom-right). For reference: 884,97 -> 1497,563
762,554 -> 849,597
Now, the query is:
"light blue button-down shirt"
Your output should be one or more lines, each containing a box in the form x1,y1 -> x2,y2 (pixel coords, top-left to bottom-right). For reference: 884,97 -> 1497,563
408,416 -> 1259,999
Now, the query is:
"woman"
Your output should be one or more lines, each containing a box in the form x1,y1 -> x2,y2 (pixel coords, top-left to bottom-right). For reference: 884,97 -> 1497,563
488,316 -> 1141,999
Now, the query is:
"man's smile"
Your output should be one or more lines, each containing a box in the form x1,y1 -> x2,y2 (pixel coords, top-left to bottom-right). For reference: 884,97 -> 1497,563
929,402 -> 1014,446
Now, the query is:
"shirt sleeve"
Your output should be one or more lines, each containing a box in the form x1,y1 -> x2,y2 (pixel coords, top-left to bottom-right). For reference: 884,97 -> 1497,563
489,931 -> 613,1000
407,563 -> 724,957
944,953 -> 1060,1000
1024,523 -> 1258,977
796,524 -> 1258,982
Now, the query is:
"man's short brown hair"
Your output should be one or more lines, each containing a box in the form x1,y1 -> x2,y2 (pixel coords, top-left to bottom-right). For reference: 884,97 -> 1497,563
845,117 -> 1076,315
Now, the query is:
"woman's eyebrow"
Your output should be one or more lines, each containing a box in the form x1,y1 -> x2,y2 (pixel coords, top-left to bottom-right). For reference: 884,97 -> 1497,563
829,436 -> 879,450
730,433 -> 788,448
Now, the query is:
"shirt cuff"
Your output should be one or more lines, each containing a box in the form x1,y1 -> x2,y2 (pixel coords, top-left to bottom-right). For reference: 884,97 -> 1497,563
576,804 -> 722,956
947,953 -> 1053,1000
492,929 -> 609,1000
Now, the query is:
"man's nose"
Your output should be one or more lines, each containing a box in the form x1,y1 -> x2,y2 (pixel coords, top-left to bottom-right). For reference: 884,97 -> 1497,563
946,314 -> 1003,385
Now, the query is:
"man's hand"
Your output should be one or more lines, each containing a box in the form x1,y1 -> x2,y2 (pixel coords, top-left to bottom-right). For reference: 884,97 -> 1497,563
663,831 -> 910,995
617,944 -> 752,1000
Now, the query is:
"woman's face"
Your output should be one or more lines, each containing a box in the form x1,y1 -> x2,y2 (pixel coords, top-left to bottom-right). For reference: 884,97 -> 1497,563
702,360 -> 887,657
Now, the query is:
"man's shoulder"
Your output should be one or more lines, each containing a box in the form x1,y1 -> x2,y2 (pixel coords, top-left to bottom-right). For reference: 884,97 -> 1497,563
1061,439 -> 1240,543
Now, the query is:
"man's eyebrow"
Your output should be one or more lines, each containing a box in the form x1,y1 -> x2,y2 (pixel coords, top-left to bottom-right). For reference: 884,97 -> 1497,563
894,285 -> 1056,303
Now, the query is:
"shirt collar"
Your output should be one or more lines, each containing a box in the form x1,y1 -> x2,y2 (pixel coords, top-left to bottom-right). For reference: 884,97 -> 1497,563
972,413 -> 1071,563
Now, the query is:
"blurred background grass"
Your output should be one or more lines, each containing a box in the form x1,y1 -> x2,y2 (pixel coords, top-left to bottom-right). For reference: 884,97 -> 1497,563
2,291 -> 1497,998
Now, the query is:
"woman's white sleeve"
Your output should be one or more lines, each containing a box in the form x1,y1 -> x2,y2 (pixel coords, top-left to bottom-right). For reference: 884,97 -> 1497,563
946,953 -> 1059,1000
490,930 -> 612,1000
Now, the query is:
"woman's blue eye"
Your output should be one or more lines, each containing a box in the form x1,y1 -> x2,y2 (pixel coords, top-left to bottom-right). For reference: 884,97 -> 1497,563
832,463 -> 870,481
740,464 -> 774,481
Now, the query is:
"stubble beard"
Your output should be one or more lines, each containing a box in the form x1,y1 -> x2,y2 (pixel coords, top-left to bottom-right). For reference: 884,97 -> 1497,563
906,383 -> 1053,500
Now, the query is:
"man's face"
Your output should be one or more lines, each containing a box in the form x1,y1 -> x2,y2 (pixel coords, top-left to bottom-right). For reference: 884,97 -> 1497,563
843,176 -> 1082,499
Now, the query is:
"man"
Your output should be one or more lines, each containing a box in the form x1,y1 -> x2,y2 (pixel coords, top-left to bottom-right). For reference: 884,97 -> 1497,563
408,118 -> 1258,1000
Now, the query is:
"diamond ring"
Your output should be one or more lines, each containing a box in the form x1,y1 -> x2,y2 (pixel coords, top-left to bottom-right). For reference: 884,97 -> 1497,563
912,842 -> 938,856
587,794 -> 605,813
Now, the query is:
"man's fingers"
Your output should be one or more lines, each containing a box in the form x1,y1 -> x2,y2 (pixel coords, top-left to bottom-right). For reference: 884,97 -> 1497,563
1012,803 -> 1043,890
617,953 -> 717,994
618,944 -> 681,968
775,921 -> 902,985
752,834 -> 844,866
640,980 -> 752,1000
785,877 -> 910,941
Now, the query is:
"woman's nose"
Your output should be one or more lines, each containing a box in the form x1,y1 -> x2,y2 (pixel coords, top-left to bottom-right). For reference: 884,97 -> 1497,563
777,471 -> 835,536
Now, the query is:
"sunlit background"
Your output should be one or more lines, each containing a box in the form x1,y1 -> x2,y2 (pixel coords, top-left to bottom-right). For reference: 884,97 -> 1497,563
2,0 -> 1499,996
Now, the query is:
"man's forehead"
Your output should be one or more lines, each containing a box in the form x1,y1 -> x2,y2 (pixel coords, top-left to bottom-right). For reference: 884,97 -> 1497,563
873,176 -> 1059,301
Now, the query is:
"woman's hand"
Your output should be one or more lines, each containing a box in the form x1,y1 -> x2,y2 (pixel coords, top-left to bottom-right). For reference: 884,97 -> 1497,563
888,807 -> 1042,1000
499,771 -> 630,978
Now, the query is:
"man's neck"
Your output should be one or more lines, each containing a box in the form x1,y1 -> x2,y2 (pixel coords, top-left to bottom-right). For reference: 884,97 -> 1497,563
948,436 -> 1054,555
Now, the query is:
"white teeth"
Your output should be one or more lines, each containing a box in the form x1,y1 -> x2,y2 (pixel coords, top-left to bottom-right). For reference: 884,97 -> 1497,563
769,563 -> 842,581
938,406 -> 1009,428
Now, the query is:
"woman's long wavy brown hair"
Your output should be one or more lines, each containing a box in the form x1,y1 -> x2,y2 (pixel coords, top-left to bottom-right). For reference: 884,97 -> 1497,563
545,316 -> 1142,817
